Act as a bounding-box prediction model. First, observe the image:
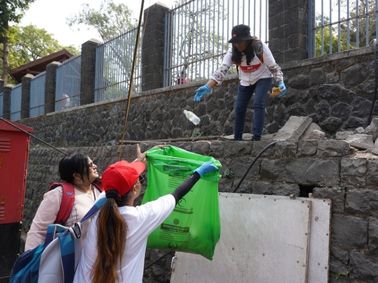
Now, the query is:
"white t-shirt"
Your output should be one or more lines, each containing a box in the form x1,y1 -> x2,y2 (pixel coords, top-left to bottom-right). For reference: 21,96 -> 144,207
73,194 -> 176,283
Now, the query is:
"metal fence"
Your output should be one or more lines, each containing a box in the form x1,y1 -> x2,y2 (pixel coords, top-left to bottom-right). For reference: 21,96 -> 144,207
0,92 -> 3,118
29,72 -> 46,118
10,85 -> 21,121
308,0 -> 378,57
55,56 -> 81,111
94,27 -> 142,102
164,0 -> 269,87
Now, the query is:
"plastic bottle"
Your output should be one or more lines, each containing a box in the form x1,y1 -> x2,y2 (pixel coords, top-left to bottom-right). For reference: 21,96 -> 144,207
183,110 -> 200,125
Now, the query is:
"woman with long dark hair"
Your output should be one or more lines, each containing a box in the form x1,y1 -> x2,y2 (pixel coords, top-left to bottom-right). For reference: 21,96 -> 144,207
73,148 -> 217,283
194,24 -> 287,141
25,153 -> 101,250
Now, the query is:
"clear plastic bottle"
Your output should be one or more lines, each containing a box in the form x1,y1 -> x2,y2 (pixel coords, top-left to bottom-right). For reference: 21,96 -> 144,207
183,110 -> 200,125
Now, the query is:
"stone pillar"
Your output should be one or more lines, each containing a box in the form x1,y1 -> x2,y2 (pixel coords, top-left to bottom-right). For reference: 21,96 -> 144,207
0,80 -> 3,117
3,85 -> 12,120
21,74 -> 33,119
80,39 -> 101,105
269,0 -> 308,63
45,61 -> 61,113
142,4 -> 169,91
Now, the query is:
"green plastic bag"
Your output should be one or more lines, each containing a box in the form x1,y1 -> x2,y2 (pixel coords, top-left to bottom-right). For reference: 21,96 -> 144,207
142,145 -> 221,260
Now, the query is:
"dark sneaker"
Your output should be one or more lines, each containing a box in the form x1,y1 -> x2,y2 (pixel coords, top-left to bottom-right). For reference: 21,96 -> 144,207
251,136 -> 261,141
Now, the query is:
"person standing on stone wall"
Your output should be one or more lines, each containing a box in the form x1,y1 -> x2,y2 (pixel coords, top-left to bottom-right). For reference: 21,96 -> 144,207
194,24 -> 287,141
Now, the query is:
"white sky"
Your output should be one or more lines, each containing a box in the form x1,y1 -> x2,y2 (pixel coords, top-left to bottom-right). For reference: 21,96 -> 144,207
20,0 -> 175,49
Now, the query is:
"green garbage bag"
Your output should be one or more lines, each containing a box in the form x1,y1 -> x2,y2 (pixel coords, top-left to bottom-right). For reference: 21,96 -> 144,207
142,145 -> 221,260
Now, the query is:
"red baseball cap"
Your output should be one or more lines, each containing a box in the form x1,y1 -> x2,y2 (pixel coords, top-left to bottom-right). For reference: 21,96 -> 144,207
101,160 -> 145,196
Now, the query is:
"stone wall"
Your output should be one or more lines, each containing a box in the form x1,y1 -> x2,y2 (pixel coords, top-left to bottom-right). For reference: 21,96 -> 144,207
19,47 -> 375,148
23,136 -> 378,282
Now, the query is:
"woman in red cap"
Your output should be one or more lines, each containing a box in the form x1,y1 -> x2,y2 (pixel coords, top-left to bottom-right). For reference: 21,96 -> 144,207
194,24 -> 286,141
73,145 -> 217,283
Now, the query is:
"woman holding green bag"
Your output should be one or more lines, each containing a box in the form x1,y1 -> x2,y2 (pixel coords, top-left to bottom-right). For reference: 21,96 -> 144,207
73,145 -> 217,283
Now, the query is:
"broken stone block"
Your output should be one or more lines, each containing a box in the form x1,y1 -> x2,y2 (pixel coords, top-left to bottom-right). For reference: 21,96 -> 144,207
345,134 -> 374,150
364,117 -> 378,140
335,130 -> 354,140
274,116 -> 312,142
317,140 -> 351,157
301,123 -> 326,140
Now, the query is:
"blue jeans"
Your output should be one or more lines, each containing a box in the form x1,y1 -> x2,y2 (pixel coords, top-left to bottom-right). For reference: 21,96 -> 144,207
234,78 -> 272,140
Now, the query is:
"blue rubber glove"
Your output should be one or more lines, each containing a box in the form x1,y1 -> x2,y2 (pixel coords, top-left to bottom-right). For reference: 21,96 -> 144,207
277,81 -> 287,97
194,161 -> 218,177
194,84 -> 213,102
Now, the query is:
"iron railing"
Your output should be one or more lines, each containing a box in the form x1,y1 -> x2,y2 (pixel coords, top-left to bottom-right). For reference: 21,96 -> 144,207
308,0 -> 378,57
29,72 -> 46,118
94,27 -> 142,102
55,56 -> 81,111
164,0 -> 269,87
10,84 -> 21,121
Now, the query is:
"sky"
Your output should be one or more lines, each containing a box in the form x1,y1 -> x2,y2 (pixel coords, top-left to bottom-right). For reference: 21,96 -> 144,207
20,0 -> 175,49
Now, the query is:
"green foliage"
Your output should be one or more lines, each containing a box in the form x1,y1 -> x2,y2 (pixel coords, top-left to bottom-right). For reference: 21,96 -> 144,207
1,25 -> 79,82
9,25 -> 77,62
0,0 -> 35,33
0,0 -> 35,82
315,16 -> 348,56
314,1 -> 376,56
67,0 -> 135,41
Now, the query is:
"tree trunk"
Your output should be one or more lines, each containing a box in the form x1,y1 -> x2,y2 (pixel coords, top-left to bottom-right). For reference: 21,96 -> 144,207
1,21 -> 9,84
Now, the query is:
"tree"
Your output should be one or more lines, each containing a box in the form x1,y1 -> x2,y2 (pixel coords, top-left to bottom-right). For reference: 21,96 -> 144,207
315,16 -> 348,56
67,0 -> 135,41
68,0 -> 139,101
7,25 -> 78,66
0,0 -> 35,83
0,25 -> 78,83
170,0 -> 229,85
349,0 -> 376,47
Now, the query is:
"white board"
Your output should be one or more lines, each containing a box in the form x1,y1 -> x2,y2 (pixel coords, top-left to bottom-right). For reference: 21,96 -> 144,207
308,198 -> 331,283
171,193 -> 313,283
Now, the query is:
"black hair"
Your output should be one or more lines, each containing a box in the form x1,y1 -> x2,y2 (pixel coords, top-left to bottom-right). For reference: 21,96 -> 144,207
231,40 -> 254,66
59,153 -> 90,184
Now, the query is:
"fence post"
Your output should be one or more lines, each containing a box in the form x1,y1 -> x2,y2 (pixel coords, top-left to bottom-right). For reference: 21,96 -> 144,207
45,61 -> 61,114
3,85 -> 12,120
80,39 -> 101,105
0,80 -> 3,117
269,0 -> 308,63
21,74 -> 33,119
142,4 -> 169,91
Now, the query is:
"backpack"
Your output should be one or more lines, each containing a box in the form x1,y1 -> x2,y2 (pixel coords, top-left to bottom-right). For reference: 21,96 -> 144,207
10,197 -> 106,283
50,182 -> 102,225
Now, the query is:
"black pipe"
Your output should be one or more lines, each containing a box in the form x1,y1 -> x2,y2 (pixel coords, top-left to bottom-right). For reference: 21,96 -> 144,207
232,140 -> 278,193
367,42 -> 378,126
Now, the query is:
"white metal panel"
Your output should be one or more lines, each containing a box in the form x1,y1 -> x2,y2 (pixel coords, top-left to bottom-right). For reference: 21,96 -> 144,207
171,193 -> 312,283
308,198 -> 331,283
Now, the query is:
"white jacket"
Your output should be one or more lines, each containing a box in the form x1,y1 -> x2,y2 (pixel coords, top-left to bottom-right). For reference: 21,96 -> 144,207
211,42 -> 283,86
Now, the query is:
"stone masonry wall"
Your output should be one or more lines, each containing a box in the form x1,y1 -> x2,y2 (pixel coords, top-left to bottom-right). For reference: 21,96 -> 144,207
19,48 -> 375,147
23,138 -> 378,282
